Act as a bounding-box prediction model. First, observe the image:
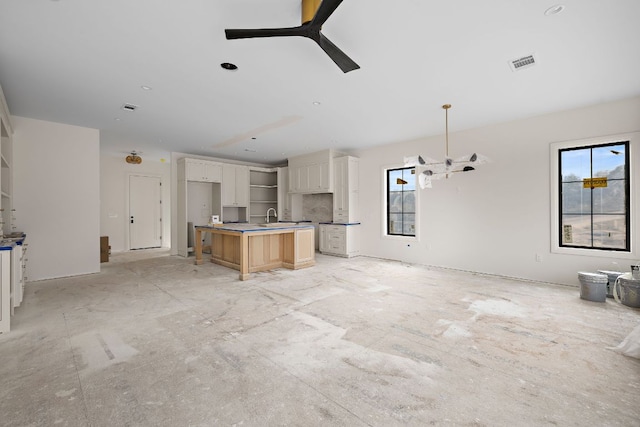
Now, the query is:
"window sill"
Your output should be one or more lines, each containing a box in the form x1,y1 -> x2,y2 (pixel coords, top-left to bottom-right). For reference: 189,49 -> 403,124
382,234 -> 419,242
551,245 -> 636,260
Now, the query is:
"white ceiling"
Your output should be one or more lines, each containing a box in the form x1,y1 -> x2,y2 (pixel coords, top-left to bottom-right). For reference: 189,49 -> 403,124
1,0 -> 639,165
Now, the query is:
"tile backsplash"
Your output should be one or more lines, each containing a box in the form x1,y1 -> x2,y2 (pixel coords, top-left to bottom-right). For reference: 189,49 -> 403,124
302,193 -> 333,223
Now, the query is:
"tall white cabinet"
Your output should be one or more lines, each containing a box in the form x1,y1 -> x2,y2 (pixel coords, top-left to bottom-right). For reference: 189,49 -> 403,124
177,158 -> 223,257
333,156 -> 359,224
277,166 -> 302,222
319,156 -> 361,258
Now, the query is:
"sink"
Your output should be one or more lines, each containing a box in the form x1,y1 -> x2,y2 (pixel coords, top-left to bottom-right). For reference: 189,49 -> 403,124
258,222 -> 298,227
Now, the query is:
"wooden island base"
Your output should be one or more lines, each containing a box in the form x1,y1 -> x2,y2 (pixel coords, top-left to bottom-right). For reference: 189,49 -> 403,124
195,225 -> 315,280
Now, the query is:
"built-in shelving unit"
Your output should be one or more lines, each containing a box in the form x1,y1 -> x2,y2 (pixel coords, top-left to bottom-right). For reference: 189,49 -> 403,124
0,85 -> 13,237
249,168 -> 278,224
0,84 -> 14,334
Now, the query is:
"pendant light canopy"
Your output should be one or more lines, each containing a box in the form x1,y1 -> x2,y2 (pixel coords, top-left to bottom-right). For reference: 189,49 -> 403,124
404,104 -> 489,189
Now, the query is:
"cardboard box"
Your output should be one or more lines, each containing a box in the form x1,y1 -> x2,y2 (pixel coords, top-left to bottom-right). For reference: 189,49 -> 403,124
100,236 -> 110,263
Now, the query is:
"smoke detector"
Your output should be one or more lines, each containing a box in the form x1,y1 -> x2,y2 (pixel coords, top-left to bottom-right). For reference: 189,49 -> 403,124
509,54 -> 537,72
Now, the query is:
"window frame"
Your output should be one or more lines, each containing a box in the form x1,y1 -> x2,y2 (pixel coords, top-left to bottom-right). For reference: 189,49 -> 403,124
550,132 -> 638,259
382,165 -> 419,241
558,141 -> 630,251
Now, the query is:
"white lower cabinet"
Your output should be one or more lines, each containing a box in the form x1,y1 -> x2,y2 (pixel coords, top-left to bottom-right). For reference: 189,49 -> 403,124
0,247 -> 12,333
319,224 -> 360,258
11,242 -> 25,309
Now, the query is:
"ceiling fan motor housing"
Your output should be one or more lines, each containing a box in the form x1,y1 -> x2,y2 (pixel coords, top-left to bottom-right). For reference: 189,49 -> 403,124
302,0 -> 323,23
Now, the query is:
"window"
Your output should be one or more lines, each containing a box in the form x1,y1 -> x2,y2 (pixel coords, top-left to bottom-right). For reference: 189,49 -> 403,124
387,167 -> 416,236
559,141 -> 629,251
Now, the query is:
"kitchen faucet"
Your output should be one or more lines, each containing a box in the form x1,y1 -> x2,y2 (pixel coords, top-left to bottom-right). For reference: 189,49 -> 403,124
265,207 -> 277,223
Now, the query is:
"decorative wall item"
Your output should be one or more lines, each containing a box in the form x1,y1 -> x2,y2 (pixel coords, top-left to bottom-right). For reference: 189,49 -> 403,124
404,104 -> 489,188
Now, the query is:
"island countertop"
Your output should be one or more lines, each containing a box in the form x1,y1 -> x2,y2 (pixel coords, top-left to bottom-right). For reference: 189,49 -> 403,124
198,223 -> 314,233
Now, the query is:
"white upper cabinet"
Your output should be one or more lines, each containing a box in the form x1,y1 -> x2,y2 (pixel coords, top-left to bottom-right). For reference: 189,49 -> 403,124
288,149 -> 335,194
222,164 -> 249,207
277,167 -> 291,220
185,159 -> 222,182
333,156 -> 359,224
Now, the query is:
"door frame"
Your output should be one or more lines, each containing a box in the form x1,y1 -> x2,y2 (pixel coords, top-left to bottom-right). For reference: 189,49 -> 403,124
126,173 -> 163,251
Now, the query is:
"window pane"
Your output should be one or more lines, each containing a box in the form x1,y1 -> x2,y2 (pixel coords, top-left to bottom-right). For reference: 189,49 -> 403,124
403,214 -> 415,235
593,184 -> 626,214
402,191 -> 415,213
592,214 -> 626,249
561,214 -> 592,246
561,149 -> 591,182
561,182 -> 591,214
388,169 -> 404,192
592,144 -> 625,177
389,213 -> 403,234
388,191 -> 403,213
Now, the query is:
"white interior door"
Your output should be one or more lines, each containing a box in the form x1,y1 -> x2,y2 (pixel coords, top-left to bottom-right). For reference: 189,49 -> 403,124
129,175 -> 162,250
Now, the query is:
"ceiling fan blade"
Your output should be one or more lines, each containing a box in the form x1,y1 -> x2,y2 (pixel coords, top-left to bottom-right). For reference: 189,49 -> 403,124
225,26 -> 304,40
311,0 -> 344,26
316,33 -> 359,73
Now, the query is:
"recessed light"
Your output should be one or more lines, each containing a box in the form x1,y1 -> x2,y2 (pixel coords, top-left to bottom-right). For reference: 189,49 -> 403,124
544,4 -> 565,15
221,62 -> 238,71
312,101 -> 321,106
141,85 -> 152,91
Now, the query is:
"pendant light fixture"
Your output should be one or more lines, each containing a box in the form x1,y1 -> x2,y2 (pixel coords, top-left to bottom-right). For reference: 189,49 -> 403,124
404,104 -> 489,189
125,151 -> 142,164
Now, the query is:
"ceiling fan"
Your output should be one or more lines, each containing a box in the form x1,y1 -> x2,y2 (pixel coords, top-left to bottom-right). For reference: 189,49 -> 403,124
224,0 -> 360,73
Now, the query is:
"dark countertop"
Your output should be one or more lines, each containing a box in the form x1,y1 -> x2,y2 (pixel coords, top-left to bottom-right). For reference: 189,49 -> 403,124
0,233 -> 26,250
196,223 -> 315,233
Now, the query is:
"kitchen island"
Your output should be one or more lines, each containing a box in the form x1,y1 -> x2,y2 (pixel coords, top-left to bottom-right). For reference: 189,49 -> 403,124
194,223 -> 315,280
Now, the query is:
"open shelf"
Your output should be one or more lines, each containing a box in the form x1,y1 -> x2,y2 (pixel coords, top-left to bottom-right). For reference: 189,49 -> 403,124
249,168 -> 278,224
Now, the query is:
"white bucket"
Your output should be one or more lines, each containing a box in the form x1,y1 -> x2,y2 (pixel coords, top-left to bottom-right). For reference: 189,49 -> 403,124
578,272 -> 607,302
613,273 -> 640,308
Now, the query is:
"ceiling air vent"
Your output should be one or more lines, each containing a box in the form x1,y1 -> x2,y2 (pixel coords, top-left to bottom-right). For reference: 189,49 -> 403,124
509,54 -> 537,72
121,103 -> 139,112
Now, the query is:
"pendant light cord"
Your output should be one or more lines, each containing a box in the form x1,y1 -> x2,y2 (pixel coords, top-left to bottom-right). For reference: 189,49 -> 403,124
443,104 -> 451,158
445,107 -> 449,157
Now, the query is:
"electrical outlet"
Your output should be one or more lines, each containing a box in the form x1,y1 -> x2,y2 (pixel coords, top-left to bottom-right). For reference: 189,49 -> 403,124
535,254 -> 542,262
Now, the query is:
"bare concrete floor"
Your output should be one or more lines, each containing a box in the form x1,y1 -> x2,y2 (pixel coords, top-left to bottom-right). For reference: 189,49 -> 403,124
1,251 -> 639,426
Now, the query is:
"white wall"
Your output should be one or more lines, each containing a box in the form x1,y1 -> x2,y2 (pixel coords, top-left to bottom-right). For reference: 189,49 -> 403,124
354,96 -> 640,286
12,116 -> 100,281
100,153 -> 171,252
